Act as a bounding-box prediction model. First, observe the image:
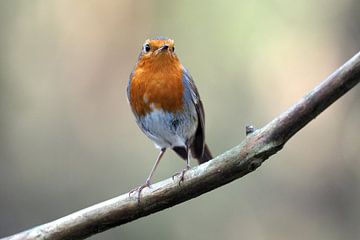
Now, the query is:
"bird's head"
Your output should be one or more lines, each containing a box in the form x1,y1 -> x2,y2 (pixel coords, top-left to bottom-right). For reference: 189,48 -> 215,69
138,37 -> 177,62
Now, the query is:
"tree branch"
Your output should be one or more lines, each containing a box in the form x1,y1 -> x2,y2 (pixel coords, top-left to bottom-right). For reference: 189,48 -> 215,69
2,51 -> 360,240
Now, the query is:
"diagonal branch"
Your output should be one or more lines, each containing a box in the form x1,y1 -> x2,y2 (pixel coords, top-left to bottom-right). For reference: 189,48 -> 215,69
2,51 -> 360,240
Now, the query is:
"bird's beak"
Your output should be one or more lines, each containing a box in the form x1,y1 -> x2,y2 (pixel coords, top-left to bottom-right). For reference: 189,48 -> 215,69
155,44 -> 169,55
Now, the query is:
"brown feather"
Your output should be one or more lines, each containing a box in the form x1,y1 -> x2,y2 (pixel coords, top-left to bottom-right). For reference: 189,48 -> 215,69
130,50 -> 184,116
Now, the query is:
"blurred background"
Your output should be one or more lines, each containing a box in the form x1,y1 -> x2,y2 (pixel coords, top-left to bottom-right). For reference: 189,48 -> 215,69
0,1 -> 359,239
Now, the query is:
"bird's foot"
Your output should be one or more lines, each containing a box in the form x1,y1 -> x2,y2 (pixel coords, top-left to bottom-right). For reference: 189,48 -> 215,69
129,179 -> 151,203
172,166 -> 191,185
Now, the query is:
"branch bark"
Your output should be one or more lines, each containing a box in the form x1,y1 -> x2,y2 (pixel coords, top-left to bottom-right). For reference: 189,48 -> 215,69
2,51 -> 360,240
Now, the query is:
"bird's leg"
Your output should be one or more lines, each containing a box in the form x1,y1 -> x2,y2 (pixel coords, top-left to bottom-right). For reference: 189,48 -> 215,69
129,148 -> 166,202
180,150 -> 191,181
172,147 -> 191,184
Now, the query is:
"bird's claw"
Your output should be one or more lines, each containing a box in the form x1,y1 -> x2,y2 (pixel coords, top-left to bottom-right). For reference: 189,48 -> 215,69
172,166 -> 191,185
129,180 -> 151,203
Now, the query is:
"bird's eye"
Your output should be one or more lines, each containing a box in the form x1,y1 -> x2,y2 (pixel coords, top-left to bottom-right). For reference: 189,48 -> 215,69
144,44 -> 151,53
172,46 -> 175,52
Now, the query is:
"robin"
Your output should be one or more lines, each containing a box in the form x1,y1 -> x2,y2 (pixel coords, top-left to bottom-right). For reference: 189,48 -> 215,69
127,37 -> 212,199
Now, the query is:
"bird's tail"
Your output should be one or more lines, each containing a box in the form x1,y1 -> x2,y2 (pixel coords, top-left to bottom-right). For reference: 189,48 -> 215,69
197,143 -> 213,164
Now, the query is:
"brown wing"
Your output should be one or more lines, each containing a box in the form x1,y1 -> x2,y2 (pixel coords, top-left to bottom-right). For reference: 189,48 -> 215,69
182,68 -> 212,163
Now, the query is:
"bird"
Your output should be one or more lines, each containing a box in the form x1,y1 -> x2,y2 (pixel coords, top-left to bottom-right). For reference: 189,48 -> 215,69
127,37 -> 212,199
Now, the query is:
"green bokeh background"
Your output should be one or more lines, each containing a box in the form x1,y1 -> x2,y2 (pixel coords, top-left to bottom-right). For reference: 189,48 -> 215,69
0,1 -> 359,239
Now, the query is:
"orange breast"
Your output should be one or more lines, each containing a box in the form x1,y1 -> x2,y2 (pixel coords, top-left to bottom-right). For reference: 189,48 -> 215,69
130,56 -> 184,117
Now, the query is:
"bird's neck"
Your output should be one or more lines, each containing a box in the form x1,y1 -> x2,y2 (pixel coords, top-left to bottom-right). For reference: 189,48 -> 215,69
130,56 -> 184,116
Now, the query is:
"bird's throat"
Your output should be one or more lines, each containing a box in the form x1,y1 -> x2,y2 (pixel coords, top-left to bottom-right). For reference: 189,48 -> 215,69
130,56 -> 184,116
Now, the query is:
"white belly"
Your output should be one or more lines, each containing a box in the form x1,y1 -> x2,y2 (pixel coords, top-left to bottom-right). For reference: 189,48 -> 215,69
137,108 -> 198,149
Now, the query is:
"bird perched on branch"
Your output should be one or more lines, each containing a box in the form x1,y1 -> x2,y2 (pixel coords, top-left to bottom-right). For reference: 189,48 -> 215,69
127,37 -> 212,199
